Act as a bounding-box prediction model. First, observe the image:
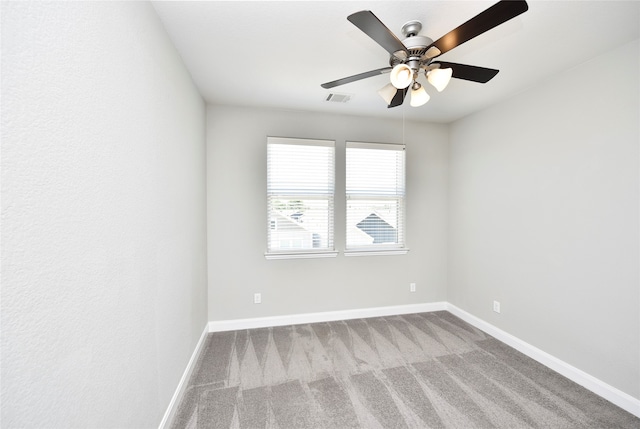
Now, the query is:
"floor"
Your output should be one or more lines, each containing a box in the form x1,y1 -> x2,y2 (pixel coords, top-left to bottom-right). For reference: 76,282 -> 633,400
171,311 -> 639,428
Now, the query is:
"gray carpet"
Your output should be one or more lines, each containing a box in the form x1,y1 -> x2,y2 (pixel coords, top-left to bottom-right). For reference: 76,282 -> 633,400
170,311 -> 639,428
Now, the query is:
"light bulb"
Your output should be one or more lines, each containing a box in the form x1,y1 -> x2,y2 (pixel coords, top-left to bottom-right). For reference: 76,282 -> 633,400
427,67 -> 453,92
390,64 -> 413,89
410,82 -> 430,107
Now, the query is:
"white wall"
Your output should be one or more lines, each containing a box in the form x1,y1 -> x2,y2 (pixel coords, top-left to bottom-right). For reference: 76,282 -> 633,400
448,39 -> 639,399
1,2 -> 207,427
207,105 -> 448,321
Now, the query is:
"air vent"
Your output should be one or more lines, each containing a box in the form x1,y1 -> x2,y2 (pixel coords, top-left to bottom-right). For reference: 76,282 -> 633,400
325,93 -> 352,103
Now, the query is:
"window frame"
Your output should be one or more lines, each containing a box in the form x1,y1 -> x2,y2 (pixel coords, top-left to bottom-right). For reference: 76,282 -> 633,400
265,137 -> 337,260
344,141 -> 408,257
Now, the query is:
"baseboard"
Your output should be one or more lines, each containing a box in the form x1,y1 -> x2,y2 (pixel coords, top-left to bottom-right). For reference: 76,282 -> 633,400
446,303 -> 640,418
208,302 -> 447,332
193,301 -> 639,420
158,324 -> 209,429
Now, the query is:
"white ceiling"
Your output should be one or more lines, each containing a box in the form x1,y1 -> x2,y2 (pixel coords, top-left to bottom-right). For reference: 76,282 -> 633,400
152,1 -> 640,123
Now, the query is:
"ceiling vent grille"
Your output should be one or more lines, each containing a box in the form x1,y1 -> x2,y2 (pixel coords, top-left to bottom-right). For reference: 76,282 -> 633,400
325,93 -> 352,103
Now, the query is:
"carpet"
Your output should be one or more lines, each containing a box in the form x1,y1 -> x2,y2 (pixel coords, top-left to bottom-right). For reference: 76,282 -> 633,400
170,311 -> 639,428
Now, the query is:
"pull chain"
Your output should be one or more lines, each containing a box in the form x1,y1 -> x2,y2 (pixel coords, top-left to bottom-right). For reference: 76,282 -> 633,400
402,94 -> 406,146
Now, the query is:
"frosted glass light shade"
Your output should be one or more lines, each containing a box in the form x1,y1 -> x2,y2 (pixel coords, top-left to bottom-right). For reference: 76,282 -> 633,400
424,46 -> 441,58
377,83 -> 397,105
410,83 -> 430,107
427,68 -> 453,92
390,64 -> 413,89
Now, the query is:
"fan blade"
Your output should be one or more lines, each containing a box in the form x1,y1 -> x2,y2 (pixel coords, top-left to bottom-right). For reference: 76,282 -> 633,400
321,67 -> 392,89
388,87 -> 408,108
433,62 -> 499,83
429,0 -> 528,57
348,11 -> 408,57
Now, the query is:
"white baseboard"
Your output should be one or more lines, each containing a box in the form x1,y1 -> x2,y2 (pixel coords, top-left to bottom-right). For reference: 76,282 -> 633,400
446,303 -> 640,418
208,302 -> 447,332
171,302 -> 639,421
158,324 -> 209,429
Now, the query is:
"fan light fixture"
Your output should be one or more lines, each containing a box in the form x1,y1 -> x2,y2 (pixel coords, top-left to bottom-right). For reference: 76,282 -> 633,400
427,68 -> 453,92
390,64 -> 413,89
321,2 -> 529,109
387,65 -> 453,107
410,82 -> 430,107
377,83 -> 397,105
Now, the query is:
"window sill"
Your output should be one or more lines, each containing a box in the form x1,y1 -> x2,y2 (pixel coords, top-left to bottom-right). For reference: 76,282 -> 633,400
264,251 -> 339,260
344,248 -> 409,257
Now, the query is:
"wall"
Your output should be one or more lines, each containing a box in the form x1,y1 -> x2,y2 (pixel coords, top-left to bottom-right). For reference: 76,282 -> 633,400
448,39 -> 639,399
207,105 -> 448,321
1,2 -> 207,427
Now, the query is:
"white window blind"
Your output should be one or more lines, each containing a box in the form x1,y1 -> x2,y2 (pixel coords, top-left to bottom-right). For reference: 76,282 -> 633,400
346,142 -> 406,252
267,137 -> 335,256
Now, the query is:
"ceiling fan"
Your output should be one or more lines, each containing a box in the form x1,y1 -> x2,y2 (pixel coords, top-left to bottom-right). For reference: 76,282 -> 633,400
321,0 -> 528,108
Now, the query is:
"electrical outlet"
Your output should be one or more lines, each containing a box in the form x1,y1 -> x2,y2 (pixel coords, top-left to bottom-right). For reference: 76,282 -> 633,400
493,300 -> 501,313
254,293 -> 262,304
410,283 -> 416,292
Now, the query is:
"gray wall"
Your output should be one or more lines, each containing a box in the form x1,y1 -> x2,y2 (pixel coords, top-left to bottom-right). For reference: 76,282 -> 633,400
2,2 -> 636,425
1,2 -> 208,427
448,39 -> 639,399
207,105 -> 449,321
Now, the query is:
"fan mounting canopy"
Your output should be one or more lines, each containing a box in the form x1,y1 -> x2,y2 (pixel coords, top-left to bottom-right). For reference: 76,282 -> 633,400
401,20 -> 423,37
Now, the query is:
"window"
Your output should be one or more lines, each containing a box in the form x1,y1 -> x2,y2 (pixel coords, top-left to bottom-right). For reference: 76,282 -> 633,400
346,142 -> 407,255
266,137 -> 336,258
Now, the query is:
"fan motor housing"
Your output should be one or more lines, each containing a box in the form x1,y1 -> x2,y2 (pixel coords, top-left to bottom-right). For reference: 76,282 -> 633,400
390,34 -> 434,68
